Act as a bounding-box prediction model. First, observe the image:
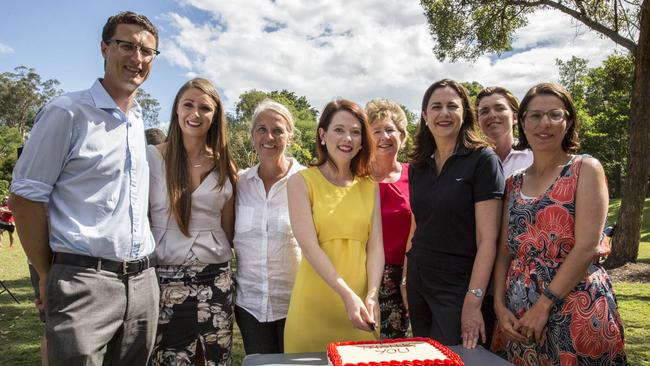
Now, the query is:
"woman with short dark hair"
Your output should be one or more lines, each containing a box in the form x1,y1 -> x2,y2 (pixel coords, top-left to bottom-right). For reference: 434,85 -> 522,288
476,86 -> 533,177
491,83 -> 626,364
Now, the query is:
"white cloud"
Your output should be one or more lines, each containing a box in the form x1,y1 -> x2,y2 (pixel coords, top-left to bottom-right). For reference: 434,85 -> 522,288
0,42 -> 14,54
162,1 -> 622,114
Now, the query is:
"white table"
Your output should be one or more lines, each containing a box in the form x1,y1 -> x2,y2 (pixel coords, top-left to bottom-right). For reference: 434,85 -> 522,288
242,345 -> 514,366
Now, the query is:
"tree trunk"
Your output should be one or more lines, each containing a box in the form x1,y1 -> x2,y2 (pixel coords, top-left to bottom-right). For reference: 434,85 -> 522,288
605,1 -> 650,268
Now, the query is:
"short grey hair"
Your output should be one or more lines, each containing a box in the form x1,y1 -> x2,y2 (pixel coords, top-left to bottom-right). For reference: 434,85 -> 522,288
250,99 -> 295,138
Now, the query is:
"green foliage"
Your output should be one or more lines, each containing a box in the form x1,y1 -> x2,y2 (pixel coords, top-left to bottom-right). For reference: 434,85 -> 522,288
420,0 -> 531,61
398,105 -> 419,163
227,120 -> 257,170
0,66 -> 61,133
461,81 -> 484,110
556,54 -> 634,198
0,126 -> 23,197
420,1 -> 638,61
290,118 -> 317,165
136,89 -> 161,129
461,81 -> 484,101
555,56 -> 589,103
234,89 -> 269,124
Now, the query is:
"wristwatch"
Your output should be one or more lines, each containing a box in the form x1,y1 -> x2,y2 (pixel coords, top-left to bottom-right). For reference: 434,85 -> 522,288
543,287 -> 564,308
467,288 -> 484,298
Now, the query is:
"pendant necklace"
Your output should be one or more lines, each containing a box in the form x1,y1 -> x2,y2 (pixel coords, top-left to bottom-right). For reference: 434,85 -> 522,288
189,158 -> 204,168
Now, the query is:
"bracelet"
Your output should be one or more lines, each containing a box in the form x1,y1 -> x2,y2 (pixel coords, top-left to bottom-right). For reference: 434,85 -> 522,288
543,287 -> 563,308
400,277 -> 407,287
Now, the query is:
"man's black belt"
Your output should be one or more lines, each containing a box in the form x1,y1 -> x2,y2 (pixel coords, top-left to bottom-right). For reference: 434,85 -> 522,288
53,252 -> 155,275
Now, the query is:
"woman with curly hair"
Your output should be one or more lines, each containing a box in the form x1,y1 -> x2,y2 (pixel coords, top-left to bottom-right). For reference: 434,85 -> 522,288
366,98 -> 411,339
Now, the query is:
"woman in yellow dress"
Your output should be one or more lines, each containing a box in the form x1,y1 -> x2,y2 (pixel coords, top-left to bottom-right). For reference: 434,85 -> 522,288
284,99 -> 384,352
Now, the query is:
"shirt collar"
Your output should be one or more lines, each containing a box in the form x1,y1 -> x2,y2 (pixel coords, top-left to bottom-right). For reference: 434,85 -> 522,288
89,79 -> 142,115
454,144 -> 471,156
242,165 -> 260,180
505,139 -> 530,159
428,143 -> 472,160
244,157 -> 303,181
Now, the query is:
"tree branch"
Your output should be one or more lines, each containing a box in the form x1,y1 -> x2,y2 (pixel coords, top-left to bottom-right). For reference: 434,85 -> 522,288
574,0 -> 589,17
506,0 -> 637,51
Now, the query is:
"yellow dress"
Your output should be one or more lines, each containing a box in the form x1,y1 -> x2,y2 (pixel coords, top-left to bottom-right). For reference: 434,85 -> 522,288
284,167 -> 379,353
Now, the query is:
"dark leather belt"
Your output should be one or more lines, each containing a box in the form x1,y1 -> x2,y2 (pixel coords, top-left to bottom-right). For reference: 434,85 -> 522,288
53,252 -> 155,275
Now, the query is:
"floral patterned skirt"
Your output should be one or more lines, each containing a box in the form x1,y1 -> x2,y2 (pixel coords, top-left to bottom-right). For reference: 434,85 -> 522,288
152,253 -> 234,366
379,264 -> 410,339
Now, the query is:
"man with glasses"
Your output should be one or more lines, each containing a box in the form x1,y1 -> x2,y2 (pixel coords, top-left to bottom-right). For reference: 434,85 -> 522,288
10,11 -> 160,366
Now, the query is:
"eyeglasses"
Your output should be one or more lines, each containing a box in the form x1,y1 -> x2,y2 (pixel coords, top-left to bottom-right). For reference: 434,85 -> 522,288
523,109 -> 569,124
106,39 -> 160,61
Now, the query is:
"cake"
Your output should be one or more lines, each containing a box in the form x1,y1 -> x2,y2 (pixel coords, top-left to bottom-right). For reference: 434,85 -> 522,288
327,337 -> 464,366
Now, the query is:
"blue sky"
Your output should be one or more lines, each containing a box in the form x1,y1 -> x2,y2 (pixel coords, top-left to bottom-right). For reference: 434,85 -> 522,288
1,1 -> 625,128
0,0 -> 190,124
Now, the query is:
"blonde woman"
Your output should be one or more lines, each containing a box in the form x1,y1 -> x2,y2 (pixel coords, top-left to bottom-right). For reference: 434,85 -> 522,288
234,100 -> 304,354
366,99 -> 411,339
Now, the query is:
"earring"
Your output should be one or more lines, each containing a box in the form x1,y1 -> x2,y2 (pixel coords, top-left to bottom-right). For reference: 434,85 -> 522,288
321,140 -> 325,145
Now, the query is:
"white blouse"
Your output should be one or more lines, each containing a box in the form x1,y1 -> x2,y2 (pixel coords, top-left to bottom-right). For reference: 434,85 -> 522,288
503,148 -> 534,177
147,145 -> 233,265
234,158 -> 304,322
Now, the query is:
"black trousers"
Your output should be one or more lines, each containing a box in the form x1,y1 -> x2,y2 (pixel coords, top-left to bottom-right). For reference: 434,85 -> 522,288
407,259 -> 494,347
235,305 -> 286,355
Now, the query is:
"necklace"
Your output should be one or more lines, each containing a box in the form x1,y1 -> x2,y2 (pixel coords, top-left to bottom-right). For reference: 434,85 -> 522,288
188,157 -> 206,168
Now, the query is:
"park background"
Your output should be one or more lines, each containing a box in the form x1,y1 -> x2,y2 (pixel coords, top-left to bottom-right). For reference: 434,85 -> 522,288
1,0 -> 649,365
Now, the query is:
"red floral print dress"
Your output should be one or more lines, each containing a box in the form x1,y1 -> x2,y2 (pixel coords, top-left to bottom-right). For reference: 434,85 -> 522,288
492,155 -> 626,365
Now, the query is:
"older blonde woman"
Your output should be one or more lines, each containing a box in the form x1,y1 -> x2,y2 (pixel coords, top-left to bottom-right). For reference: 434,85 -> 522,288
234,100 -> 305,355
366,99 -> 411,339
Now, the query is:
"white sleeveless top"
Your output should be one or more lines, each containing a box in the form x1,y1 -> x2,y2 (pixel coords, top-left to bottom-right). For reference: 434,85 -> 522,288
147,145 -> 233,265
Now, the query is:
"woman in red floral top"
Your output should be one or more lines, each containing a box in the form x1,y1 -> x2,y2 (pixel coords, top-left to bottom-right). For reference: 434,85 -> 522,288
491,83 -> 626,365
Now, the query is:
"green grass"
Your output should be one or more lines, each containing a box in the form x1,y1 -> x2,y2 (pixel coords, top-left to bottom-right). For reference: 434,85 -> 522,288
614,282 -> 650,365
604,197 -> 650,364
1,198 -> 649,365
